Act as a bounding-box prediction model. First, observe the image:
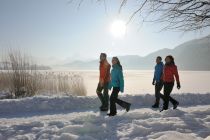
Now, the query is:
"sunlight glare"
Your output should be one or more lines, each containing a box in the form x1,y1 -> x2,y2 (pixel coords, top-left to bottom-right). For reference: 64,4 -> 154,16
110,20 -> 127,39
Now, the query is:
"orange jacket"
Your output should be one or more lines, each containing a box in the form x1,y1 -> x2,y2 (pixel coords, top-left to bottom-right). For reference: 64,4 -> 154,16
99,60 -> 111,83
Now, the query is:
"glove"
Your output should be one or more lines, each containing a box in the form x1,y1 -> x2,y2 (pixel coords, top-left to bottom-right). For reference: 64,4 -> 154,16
152,80 -> 155,85
177,82 -> 181,90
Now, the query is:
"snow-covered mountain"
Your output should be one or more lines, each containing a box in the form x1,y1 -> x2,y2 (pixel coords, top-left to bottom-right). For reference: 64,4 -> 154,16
62,35 -> 210,70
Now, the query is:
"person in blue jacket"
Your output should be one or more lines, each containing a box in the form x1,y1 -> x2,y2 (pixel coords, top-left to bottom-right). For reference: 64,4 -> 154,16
152,56 -> 164,108
107,57 -> 131,116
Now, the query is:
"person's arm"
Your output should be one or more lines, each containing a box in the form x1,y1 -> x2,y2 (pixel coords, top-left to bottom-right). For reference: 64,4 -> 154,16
108,81 -> 112,90
119,70 -> 124,93
158,64 -> 164,82
100,64 -> 109,86
156,66 -> 161,83
99,67 -> 105,86
174,66 -> 181,89
104,64 -> 110,82
152,66 -> 156,85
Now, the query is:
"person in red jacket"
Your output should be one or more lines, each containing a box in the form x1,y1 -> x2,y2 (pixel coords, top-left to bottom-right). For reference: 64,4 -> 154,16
160,55 -> 181,112
96,53 -> 111,111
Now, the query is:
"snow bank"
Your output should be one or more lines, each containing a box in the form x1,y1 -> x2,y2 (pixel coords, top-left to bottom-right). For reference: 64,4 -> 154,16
0,93 -> 210,140
148,131 -> 203,140
0,93 -> 210,116
0,106 -> 210,140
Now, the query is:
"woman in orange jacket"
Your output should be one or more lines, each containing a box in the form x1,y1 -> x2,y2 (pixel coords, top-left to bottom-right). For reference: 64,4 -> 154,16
160,55 -> 181,112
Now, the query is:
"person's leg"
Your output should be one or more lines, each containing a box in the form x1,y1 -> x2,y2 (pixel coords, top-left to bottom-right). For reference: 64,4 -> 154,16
109,87 -> 119,115
153,82 -> 163,108
163,83 -> 170,110
162,82 -> 178,107
103,82 -> 109,108
115,98 -> 131,112
96,83 -> 105,108
168,92 -> 179,109
163,83 -> 174,110
157,81 -> 163,103
159,93 -> 165,100
152,84 -> 159,107
169,96 -> 178,105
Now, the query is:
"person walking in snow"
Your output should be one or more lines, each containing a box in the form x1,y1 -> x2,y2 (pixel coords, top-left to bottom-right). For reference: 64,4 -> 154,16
152,56 -> 164,108
107,57 -> 131,116
160,55 -> 180,112
96,53 -> 111,111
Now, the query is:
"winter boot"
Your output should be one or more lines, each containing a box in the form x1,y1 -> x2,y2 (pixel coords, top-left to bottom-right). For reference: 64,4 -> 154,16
160,108 -> 167,112
152,102 -> 159,108
160,106 -> 168,112
126,103 -> 131,112
173,101 -> 179,109
107,113 -> 117,116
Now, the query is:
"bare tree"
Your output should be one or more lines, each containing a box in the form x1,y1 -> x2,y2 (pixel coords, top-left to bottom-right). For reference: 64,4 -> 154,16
72,0 -> 210,31
121,0 -> 210,31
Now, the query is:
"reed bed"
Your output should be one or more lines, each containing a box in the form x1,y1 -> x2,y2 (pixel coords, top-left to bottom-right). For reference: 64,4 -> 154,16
0,50 -> 87,98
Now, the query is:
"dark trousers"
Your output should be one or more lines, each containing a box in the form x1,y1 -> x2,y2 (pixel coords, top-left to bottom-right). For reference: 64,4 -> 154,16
160,82 -> 178,109
96,82 -> 109,107
154,81 -> 164,104
110,87 -> 130,114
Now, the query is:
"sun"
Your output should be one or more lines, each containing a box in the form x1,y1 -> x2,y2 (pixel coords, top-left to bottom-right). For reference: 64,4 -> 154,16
110,20 -> 127,39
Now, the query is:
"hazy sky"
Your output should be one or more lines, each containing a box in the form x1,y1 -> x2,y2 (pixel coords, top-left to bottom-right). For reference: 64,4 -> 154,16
0,0 -> 209,65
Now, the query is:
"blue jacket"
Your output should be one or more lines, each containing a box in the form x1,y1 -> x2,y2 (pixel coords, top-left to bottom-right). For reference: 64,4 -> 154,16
153,62 -> 164,82
109,64 -> 124,92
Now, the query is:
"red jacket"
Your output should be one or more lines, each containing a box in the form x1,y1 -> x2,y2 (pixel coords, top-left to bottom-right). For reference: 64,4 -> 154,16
163,64 -> 180,83
99,60 -> 111,83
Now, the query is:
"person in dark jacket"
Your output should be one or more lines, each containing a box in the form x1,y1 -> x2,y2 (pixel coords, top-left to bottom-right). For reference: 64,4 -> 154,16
107,57 -> 131,116
152,56 -> 164,108
96,53 -> 111,111
160,55 -> 180,112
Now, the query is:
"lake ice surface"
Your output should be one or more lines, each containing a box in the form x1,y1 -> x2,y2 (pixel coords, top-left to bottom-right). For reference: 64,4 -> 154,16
77,70 -> 210,96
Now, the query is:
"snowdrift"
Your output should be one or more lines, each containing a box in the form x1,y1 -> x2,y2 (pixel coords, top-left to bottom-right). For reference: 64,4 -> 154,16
0,93 -> 210,140
0,93 -> 210,116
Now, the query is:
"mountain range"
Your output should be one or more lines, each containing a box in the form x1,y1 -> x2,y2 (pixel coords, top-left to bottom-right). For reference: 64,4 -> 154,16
62,35 -> 210,71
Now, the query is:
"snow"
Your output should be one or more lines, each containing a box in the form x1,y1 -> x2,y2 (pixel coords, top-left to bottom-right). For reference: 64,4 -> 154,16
82,70 -> 210,95
0,91 -> 12,99
0,93 -> 210,140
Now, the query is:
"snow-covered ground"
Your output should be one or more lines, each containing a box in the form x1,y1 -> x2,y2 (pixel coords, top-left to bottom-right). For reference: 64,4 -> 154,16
0,93 -> 210,140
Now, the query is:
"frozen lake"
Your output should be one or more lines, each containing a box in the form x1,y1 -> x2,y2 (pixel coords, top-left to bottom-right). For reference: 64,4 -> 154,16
78,70 -> 210,96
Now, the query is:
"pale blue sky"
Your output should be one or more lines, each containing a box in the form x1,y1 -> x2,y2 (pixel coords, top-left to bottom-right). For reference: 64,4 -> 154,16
0,0 -> 209,65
